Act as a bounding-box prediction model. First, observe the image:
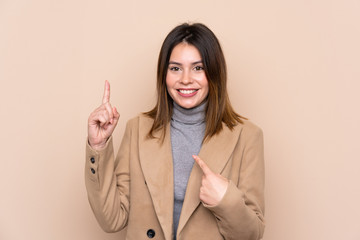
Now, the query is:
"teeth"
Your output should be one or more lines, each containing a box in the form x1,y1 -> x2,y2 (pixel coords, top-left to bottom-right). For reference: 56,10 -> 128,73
179,89 -> 196,94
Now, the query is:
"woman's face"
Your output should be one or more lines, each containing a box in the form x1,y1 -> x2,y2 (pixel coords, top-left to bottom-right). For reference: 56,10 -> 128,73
166,43 -> 209,109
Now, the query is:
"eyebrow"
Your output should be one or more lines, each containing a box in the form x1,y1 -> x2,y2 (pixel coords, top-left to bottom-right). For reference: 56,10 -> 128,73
168,60 -> 203,65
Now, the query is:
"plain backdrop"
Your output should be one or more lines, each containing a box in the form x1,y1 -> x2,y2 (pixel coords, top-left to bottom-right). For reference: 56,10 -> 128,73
1,0 -> 359,239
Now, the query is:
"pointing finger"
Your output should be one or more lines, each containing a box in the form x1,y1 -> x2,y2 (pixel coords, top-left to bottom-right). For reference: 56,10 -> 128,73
103,102 -> 114,124
102,80 -> 110,104
193,155 -> 213,176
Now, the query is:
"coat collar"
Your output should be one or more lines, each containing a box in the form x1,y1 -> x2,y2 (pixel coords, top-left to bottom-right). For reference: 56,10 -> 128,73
138,115 -> 243,240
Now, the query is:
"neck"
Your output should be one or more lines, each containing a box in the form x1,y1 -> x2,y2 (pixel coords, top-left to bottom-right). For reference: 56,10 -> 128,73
172,101 -> 206,124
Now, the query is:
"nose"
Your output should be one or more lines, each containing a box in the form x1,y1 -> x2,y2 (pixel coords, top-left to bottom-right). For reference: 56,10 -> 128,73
180,69 -> 193,84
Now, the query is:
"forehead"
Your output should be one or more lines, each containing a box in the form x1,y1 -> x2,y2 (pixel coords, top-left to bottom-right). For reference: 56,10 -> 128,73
169,43 -> 202,61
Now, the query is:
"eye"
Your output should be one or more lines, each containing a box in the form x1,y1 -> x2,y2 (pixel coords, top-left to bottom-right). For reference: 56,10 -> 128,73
169,66 -> 180,71
194,66 -> 204,71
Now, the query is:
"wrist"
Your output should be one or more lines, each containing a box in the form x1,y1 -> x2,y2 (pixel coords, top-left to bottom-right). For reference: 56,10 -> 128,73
88,137 -> 109,151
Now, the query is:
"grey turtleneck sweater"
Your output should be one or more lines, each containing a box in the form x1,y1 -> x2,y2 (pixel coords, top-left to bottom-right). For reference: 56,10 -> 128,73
170,101 -> 206,239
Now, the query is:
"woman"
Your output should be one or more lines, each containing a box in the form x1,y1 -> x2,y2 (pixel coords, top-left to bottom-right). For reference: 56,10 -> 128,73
86,23 -> 265,240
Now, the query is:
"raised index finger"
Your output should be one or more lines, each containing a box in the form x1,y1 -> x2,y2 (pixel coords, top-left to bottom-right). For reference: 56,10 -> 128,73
193,155 -> 213,176
102,80 -> 110,104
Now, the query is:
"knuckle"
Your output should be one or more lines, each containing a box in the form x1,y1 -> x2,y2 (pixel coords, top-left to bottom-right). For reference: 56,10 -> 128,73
101,114 -> 108,122
102,109 -> 109,116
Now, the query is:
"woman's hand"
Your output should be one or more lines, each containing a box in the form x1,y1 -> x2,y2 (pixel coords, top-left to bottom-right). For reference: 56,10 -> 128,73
88,80 -> 120,150
193,155 -> 229,206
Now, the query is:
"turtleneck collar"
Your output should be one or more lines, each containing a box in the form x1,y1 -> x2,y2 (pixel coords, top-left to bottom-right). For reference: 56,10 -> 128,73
172,101 -> 206,125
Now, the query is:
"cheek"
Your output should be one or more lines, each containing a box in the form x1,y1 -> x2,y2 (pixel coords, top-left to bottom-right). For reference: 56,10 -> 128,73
165,73 -> 174,88
165,73 -> 171,87
203,86 -> 209,99
165,77 -> 171,91
165,76 -> 176,99
204,84 -> 209,95
202,78 -> 209,95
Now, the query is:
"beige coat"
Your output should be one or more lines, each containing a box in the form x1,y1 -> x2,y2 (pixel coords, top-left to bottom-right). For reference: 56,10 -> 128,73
85,114 -> 265,240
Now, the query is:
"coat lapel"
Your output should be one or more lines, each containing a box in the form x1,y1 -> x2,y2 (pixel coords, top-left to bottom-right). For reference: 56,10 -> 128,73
138,116 -> 174,240
176,123 -> 243,237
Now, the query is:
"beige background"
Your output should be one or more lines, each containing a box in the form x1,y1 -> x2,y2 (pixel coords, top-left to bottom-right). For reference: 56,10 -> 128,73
1,0 -> 359,239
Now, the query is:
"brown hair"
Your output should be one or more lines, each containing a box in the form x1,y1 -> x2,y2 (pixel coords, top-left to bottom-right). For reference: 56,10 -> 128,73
145,23 -> 245,141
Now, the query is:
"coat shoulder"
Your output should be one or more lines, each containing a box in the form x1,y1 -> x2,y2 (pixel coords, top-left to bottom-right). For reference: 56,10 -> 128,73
126,113 -> 154,129
124,114 -> 156,140
237,119 -> 263,137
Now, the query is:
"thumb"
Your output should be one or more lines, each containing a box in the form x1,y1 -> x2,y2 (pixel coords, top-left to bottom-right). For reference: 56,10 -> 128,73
193,155 -> 213,176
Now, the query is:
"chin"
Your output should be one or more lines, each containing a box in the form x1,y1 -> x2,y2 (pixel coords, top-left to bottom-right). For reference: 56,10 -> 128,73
176,101 -> 199,109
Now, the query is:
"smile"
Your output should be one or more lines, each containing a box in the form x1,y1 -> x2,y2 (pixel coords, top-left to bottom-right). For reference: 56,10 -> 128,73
177,89 -> 199,97
178,89 -> 197,94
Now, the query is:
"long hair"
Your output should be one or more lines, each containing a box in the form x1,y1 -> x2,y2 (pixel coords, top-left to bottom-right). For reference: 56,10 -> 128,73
145,23 -> 245,141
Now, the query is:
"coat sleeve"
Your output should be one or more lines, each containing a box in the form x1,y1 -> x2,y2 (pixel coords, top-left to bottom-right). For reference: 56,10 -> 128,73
84,120 -> 132,233
204,123 -> 265,240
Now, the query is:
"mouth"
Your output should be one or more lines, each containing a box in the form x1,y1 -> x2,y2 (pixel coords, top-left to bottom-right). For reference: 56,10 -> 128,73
177,88 -> 199,97
178,89 -> 198,94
